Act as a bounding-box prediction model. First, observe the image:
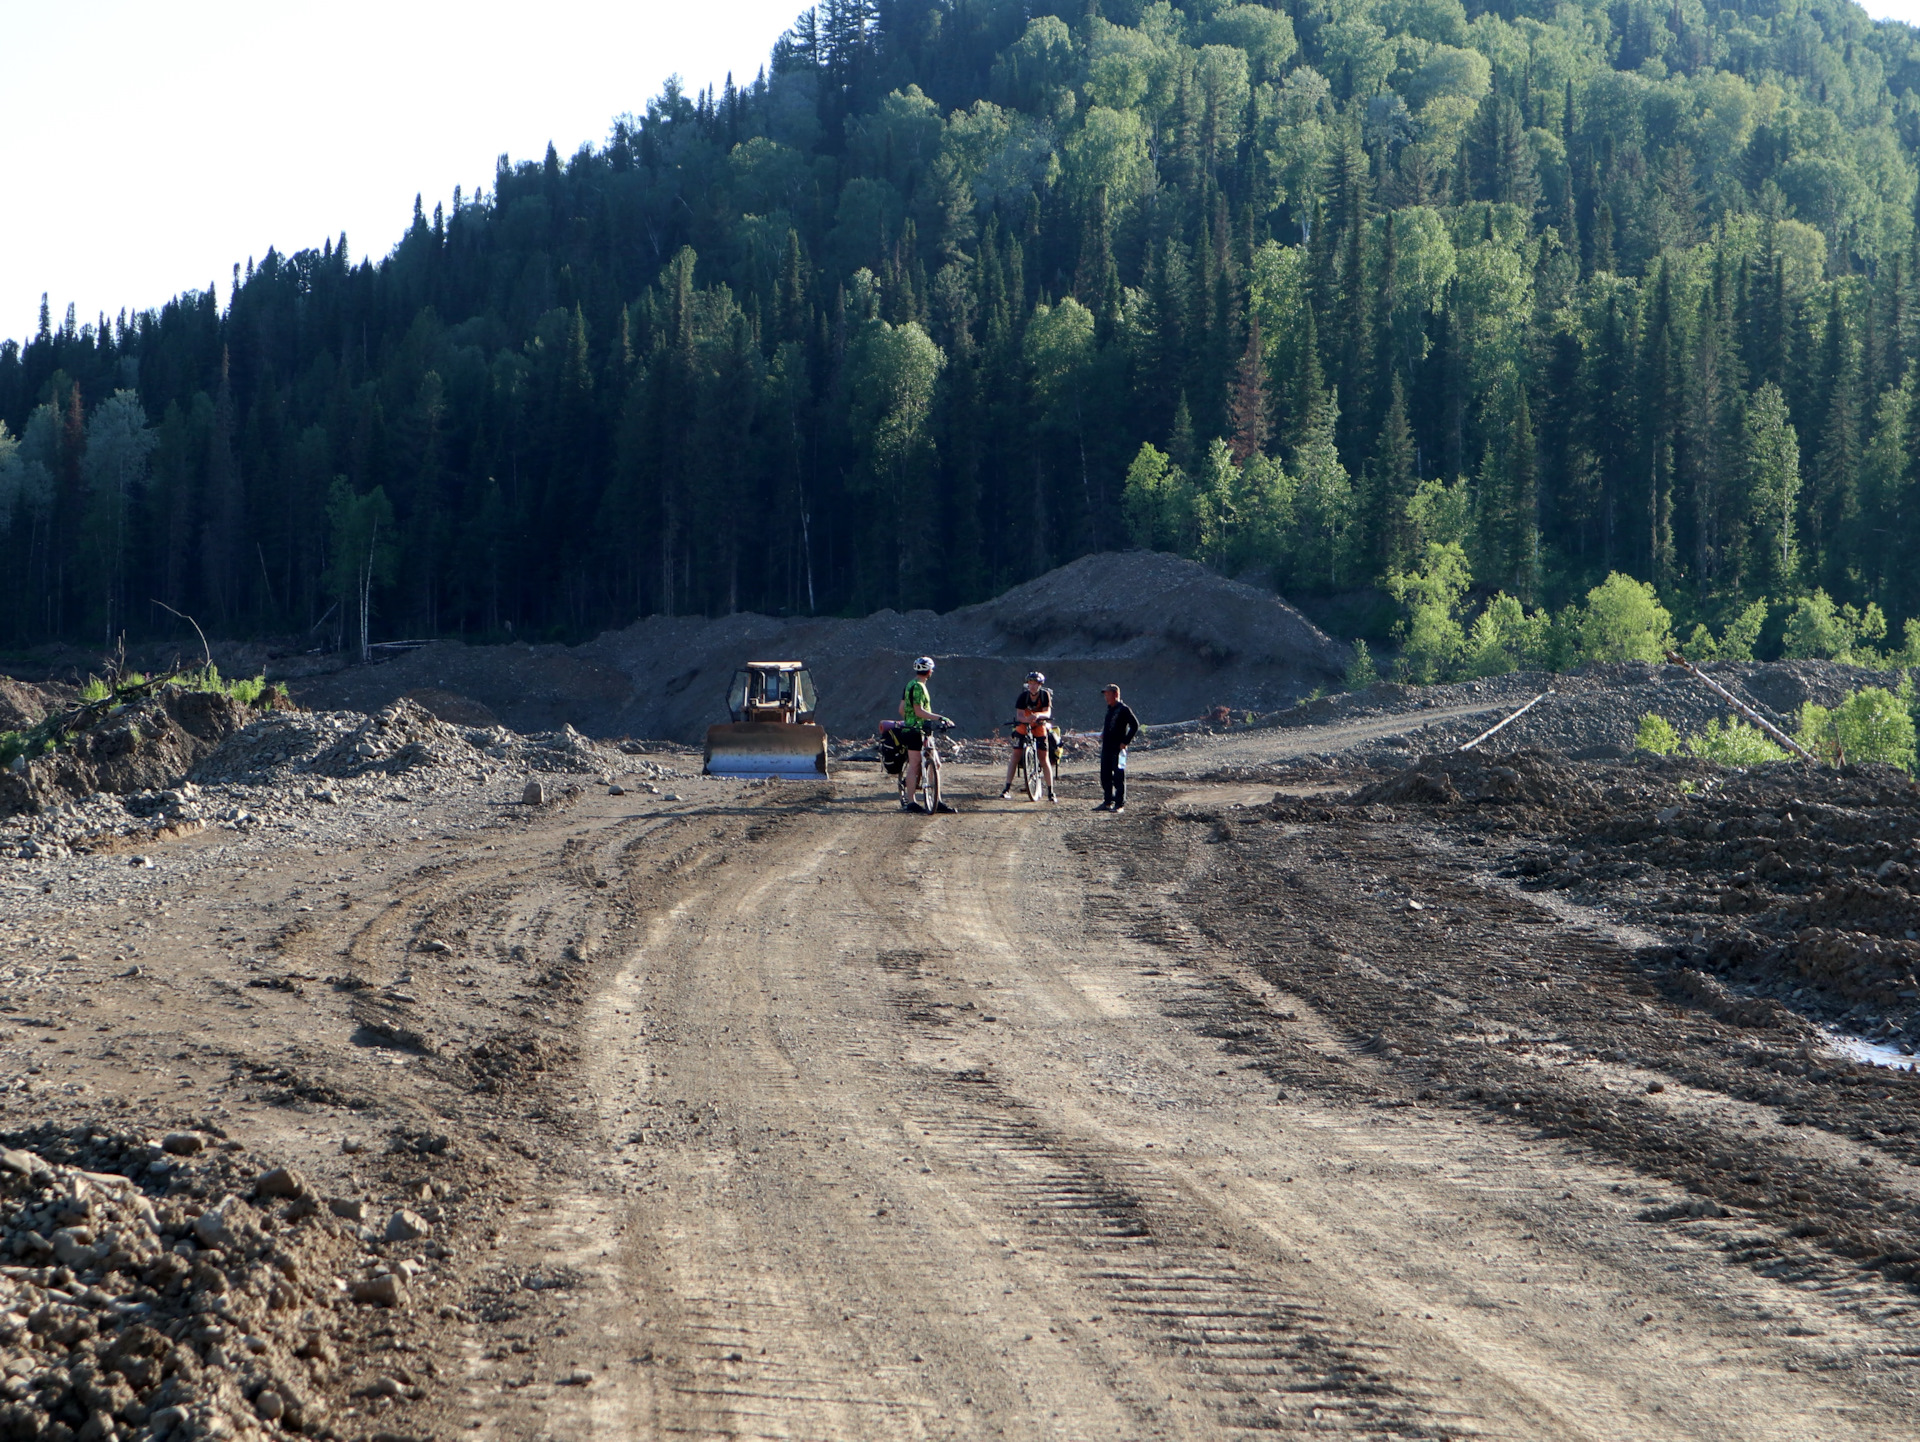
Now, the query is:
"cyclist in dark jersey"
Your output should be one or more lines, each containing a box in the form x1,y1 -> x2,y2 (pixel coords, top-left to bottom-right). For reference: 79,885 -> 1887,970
999,671 -> 1057,802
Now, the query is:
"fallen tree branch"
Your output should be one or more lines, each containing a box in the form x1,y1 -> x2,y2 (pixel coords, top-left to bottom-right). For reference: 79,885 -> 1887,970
1457,692 -> 1552,753
1663,652 -> 1818,763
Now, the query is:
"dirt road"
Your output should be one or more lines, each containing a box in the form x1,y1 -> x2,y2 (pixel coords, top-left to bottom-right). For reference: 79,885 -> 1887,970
6,725 -> 1920,1441
459,760 -> 1919,1441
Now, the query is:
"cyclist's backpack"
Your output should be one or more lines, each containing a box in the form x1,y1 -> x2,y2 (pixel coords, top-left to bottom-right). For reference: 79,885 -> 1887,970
877,724 -> 908,775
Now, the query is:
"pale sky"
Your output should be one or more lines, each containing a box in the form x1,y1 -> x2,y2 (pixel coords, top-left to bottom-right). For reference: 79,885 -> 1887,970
0,0 -> 808,346
6,1 -> 1920,349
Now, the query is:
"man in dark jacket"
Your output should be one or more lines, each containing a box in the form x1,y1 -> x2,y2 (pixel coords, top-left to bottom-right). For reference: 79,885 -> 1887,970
1096,683 -> 1139,813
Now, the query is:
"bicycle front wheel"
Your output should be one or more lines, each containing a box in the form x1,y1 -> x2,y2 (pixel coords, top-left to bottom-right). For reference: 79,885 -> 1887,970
1023,739 -> 1042,801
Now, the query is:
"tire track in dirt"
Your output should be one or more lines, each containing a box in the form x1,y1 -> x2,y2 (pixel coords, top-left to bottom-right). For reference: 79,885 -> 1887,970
457,772 -> 1920,1440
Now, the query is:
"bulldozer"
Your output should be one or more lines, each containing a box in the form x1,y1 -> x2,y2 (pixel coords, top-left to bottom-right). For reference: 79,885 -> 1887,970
702,662 -> 830,778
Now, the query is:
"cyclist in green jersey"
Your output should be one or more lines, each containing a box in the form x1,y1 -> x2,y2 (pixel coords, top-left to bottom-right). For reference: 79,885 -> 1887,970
899,656 -> 955,813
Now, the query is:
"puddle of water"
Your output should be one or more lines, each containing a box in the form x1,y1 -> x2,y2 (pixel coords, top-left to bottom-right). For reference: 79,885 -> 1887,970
1829,1033 -> 1919,1072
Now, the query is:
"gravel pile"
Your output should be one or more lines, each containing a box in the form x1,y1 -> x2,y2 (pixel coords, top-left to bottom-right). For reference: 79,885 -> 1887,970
1360,661 -> 1897,764
193,701 -> 651,787
0,1124 -> 385,1442
0,702 -> 677,862
283,551 -> 1352,741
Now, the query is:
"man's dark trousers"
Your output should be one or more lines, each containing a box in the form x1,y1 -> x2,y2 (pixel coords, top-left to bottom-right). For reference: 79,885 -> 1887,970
1100,754 -> 1127,809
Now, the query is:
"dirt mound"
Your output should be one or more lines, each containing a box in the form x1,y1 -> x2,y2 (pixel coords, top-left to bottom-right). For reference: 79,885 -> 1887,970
282,553 -> 1349,742
403,687 -> 502,728
192,700 -> 643,788
1514,762 -> 1920,1035
1295,660 -> 1904,769
0,688 -> 251,819
1348,750 -> 1598,809
0,1124 -> 369,1442
0,677 -> 52,730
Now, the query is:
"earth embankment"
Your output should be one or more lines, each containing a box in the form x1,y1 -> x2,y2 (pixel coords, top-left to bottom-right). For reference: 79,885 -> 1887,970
280,552 -> 1349,740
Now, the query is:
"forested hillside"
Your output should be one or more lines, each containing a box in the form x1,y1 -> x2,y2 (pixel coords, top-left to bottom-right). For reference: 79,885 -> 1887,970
8,0 -> 1920,663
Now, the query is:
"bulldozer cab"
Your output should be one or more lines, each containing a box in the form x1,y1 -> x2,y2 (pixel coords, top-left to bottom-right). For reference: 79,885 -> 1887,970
727,663 -> 817,725
705,661 -> 829,779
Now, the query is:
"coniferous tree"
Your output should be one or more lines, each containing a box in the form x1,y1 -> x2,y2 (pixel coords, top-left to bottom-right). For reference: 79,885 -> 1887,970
1228,317 -> 1270,465
1366,374 -> 1417,574
1810,295 -> 1862,592
5,0 -> 1920,653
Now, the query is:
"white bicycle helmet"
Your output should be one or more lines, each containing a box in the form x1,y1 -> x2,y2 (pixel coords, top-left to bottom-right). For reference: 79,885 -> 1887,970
1026,671 -> 1046,683
914,656 -> 935,673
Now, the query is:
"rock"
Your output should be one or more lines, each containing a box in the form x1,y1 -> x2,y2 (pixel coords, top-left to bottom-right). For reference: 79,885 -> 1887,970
559,1369 -> 595,1386
162,1132 -> 204,1156
0,1147 -> 39,1178
609,785 -> 625,796
354,1374 -> 405,1399
254,1390 -> 285,1421
384,1208 -> 431,1243
522,780 -> 547,806
129,854 -> 153,868
417,938 -> 451,954
348,1274 -> 408,1308
252,1167 -> 307,1200
328,1198 -> 366,1223
193,1201 -> 237,1248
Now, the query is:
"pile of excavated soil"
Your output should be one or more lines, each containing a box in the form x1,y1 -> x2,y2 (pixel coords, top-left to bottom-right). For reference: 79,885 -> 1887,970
0,690 -> 253,820
0,1126 -> 374,1442
281,553 -> 1350,742
0,679 -> 54,732
1274,660 -> 1899,767
1348,749 -> 1606,809
192,701 -> 638,788
1331,744 -> 1920,1046
1517,763 -> 1920,1035
1,702 -> 674,862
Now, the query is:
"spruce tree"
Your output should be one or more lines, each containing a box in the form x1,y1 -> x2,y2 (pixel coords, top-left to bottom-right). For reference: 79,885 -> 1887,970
1367,374 -> 1418,573
1228,318 -> 1270,464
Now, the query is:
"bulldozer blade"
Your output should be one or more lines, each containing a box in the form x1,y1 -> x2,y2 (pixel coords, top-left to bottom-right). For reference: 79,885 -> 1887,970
703,723 -> 831,779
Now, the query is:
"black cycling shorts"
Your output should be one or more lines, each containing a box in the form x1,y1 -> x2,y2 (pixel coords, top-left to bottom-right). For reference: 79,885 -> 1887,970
900,727 -> 926,751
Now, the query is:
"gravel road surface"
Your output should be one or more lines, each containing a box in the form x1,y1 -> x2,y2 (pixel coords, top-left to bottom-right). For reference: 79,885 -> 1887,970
3,707 -> 1918,1441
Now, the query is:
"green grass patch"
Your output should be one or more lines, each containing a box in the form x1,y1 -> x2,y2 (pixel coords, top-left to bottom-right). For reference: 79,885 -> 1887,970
1,668 -> 288,775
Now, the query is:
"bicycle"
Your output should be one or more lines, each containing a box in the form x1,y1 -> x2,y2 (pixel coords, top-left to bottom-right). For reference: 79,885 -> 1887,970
884,719 -> 952,812
1007,721 -> 1046,801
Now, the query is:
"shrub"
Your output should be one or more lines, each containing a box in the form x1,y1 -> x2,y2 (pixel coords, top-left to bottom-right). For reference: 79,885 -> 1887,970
1635,713 -> 1679,755
1717,599 -> 1769,662
1781,590 -> 1885,661
1797,686 -> 1917,771
1577,574 -> 1674,663
1385,542 -> 1471,684
1461,592 -> 1553,677
78,676 -> 112,703
1685,598 -> 1769,662
1686,718 -> 1788,765
1345,639 -> 1379,691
